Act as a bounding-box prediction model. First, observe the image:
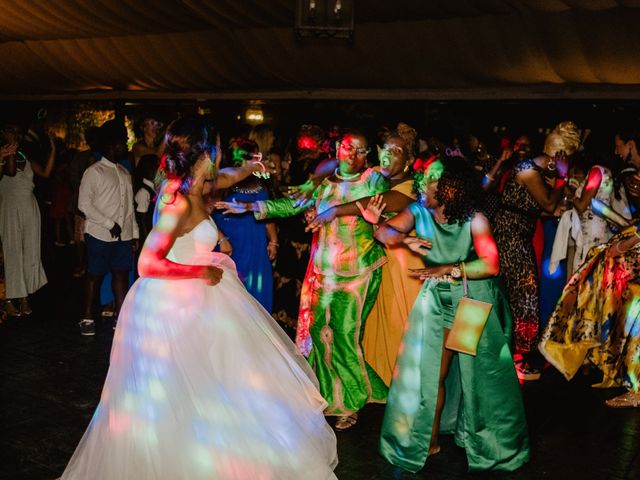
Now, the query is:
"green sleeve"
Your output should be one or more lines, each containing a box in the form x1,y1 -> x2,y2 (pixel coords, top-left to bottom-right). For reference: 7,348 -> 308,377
253,196 -> 314,220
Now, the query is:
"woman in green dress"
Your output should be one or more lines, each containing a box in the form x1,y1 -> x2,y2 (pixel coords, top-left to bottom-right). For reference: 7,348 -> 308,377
216,131 -> 389,430
374,156 -> 529,473
306,133 -> 424,386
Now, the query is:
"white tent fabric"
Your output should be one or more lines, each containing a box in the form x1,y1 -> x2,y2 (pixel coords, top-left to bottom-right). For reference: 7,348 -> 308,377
0,1 -> 639,98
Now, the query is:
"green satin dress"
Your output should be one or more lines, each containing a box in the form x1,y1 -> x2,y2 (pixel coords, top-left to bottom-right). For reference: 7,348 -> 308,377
379,202 -> 529,473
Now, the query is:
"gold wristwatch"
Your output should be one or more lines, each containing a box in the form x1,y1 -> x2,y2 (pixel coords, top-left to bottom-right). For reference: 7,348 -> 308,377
450,263 -> 462,279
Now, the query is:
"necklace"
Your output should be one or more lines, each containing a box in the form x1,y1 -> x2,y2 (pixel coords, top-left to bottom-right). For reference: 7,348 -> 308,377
334,168 -> 361,181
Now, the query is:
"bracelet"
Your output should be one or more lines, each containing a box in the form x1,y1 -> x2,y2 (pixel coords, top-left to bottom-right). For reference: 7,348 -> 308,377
484,173 -> 494,181
217,236 -> 229,245
614,241 -> 624,255
251,160 -> 271,179
251,160 -> 266,173
268,240 -> 279,247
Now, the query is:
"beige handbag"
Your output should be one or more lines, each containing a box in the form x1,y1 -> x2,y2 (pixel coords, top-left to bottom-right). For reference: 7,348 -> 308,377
445,263 -> 492,356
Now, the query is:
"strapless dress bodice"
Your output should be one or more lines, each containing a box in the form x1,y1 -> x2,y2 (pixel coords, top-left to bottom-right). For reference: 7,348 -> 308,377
166,219 -> 218,265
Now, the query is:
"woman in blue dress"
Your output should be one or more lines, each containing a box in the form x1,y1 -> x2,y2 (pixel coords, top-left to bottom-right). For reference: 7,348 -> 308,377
211,138 -> 277,312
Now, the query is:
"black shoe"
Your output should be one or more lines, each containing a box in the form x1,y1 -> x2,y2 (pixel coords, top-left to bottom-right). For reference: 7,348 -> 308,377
79,319 -> 96,336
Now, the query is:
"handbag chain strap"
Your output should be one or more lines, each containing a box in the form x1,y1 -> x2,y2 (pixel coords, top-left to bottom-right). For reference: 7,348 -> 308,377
461,261 -> 468,297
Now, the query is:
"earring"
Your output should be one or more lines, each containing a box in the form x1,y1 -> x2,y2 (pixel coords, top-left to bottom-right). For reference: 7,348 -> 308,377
547,158 -> 556,171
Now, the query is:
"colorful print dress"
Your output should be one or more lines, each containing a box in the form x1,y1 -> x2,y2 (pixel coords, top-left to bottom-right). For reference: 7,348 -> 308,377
540,226 -> 640,392
256,168 -> 389,415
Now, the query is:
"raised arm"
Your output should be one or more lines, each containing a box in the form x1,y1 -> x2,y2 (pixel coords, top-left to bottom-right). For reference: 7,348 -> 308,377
215,195 -> 313,219
288,158 -> 337,206
517,168 -> 564,214
571,167 -> 602,214
137,190 -> 221,285
482,149 -> 510,191
30,134 -> 56,178
216,162 -> 265,190
0,143 -> 18,178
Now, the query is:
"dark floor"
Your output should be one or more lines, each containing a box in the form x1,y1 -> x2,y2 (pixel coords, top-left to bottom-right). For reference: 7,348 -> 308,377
1,245 -> 640,480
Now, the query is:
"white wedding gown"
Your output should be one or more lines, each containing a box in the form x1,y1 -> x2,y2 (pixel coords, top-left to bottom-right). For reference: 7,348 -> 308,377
61,219 -> 338,480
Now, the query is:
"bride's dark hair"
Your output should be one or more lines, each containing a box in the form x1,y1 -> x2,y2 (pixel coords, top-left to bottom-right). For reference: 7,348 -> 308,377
162,116 -> 212,194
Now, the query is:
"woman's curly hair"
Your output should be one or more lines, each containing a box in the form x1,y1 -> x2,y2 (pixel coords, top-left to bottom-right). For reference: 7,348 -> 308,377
162,116 -> 211,194
435,155 -> 483,224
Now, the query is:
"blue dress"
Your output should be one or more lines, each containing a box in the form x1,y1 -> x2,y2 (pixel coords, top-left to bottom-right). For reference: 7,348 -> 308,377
212,180 -> 274,312
539,217 -> 567,329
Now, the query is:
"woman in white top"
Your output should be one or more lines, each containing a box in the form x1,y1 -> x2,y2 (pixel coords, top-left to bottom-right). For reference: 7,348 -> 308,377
0,125 -> 55,317
570,163 -> 620,269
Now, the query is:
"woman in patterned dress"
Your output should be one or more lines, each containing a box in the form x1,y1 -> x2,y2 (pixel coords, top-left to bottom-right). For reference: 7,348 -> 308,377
540,223 -> 640,407
540,129 -> 640,408
493,122 -> 581,380
306,132 -> 423,386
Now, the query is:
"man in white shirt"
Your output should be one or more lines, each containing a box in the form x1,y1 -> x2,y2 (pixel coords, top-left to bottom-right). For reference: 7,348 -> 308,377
133,153 -> 159,243
78,120 -> 138,335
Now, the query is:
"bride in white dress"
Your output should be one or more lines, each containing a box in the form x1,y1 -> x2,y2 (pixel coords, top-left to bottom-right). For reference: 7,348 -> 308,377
61,117 -> 338,480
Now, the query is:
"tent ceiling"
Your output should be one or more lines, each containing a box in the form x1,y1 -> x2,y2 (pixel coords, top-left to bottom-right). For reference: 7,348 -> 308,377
0,0 -> 639,99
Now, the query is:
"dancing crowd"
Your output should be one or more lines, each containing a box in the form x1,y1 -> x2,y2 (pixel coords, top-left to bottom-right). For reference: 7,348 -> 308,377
1,112 -> 639,478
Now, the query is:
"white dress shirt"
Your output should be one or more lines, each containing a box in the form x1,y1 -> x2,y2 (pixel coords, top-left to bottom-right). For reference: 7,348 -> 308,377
134,178 -> 155,213
78,157 -> 139,242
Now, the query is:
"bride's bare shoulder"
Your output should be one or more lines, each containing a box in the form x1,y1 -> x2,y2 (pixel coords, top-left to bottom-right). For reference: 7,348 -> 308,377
158,181 -> 190,215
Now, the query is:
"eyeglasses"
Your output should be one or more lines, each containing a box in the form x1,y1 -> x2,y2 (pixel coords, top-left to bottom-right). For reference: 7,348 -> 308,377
340,143 -> 370,156
382,144 -> 403,154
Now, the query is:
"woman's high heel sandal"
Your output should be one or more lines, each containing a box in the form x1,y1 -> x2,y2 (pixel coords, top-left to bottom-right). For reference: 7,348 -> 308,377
4,300 -> 21,317
20,298 -> 32,316
334,413 -> 358,431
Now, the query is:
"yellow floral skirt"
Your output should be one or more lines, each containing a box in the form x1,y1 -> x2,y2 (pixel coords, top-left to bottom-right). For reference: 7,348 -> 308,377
540,227 -> 640,392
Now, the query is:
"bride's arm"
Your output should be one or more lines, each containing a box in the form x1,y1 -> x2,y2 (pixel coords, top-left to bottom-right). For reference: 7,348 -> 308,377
215,162 -> 264,189
138,193 -> 222,285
